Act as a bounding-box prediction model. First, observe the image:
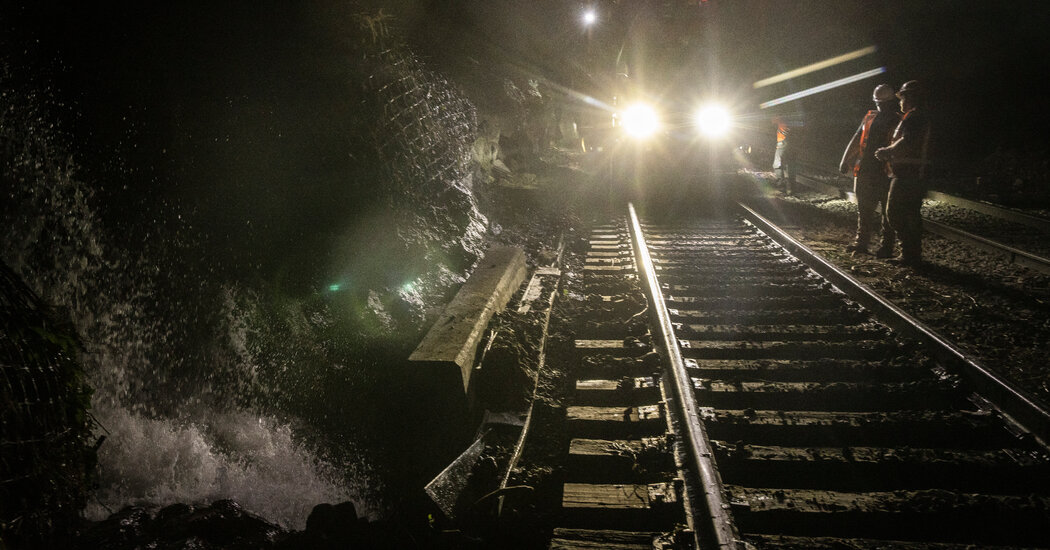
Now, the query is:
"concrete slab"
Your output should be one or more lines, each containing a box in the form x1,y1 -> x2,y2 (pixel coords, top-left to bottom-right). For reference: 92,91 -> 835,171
409,246 -> 527,393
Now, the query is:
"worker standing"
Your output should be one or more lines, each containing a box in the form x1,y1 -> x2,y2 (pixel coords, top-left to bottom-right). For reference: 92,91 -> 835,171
875,80 -> 932,268
772,116 -> 796,194
839,84 -> 900,258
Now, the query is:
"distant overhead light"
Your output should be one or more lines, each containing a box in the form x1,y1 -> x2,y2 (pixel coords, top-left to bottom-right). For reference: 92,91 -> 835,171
582,9 -> 597,26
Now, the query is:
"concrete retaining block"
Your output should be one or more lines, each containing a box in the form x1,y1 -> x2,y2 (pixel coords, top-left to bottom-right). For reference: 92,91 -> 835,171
409,246 -> 527,393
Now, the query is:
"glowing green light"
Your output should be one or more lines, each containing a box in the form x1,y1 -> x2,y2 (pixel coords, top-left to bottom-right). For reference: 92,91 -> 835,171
402,282 -> 416,293
328,284 -> 341,292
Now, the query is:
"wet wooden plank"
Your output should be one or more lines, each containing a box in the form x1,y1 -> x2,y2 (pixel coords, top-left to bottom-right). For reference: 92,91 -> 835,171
682,358 -> 922,382
569,437 -> 665,457
566,405 -> 662,423
691,379 -> 955,412
718,444 -> 1046,469
549,528 -> 660,550
737,487 -> 1005,516
576,377 -> 656,391
746,534 -> 1033,550
700,409 -> 1017,449
677,323 -> 887,341
576,340 -> 627,349
563,483 -> 650,510
563,482 -> 677,510
575,377 -> 660,406
728,486 -> 1050,544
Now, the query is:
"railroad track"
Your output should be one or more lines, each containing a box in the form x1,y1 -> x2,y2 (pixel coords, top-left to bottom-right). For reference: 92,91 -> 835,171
791,172 -> 1050,273
502,202 -> 1050,549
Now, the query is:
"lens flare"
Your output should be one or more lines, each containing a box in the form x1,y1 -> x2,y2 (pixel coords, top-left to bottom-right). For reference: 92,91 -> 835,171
621,103 -> 660,139
760,67 -> 887,109
753,46 -> 878,89
694,104 -> 732,138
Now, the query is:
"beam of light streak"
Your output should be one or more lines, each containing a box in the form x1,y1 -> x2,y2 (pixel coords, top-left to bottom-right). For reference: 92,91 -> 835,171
540,79 -> 615,112
753,46 -> 878,89
760,67 -> 886,109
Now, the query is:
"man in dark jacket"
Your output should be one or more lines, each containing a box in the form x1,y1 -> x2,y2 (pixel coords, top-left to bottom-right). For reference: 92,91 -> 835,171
839,84 -> 900,257
875,80 -> 932,268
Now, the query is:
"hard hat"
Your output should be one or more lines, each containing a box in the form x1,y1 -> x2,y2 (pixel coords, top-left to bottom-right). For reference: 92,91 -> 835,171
873,84 -> 895,102
896,80 -> 922,98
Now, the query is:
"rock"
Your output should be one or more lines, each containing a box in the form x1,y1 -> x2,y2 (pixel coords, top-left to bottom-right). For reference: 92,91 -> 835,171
78,500 -> 284,550
305,501 -> 358,538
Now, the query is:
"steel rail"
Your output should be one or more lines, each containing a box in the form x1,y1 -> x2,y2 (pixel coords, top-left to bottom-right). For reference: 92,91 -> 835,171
626,203 -> 741,550
797,169 -> 1050,233
793,173 -> 847,198
738,201 -> 1050,447
494,241 -> 565,518
925,190 -> 1050,233
922,217 -> 1050,274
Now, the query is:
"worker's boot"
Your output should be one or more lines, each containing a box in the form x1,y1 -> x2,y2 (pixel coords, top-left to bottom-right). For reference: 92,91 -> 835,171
874,242 -> 895,259
846,235 -> 869,256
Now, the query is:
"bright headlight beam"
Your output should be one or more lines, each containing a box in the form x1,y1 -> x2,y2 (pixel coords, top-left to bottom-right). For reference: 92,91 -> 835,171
753,46 -> 878,89
694,104 -> 732,138
621,103 -> 660,139
760,67 -> 887,109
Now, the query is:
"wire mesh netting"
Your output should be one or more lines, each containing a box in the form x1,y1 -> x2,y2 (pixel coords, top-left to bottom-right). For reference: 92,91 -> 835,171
367,46 -> 478,201
1,261 -> 95,547
350,34 -> 489,299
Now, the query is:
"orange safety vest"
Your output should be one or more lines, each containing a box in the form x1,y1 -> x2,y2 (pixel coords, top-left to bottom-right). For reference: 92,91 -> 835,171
776,122 -> 789,143
888,108 -> 932,179
852,110 -> 896,176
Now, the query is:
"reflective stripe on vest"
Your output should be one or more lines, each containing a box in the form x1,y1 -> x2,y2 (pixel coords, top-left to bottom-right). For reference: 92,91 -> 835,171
853,110 -> 879,176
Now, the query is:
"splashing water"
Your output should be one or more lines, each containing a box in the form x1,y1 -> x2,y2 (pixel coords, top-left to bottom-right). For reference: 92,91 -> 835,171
85,406 -> 359,528
1,65 -> 371,530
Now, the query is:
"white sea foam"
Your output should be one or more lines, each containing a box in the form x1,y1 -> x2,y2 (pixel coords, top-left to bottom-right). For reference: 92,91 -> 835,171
85,404 -> 364,529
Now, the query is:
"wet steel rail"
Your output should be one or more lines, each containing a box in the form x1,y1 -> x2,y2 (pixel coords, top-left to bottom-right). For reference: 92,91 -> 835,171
517,202 -> 1050,549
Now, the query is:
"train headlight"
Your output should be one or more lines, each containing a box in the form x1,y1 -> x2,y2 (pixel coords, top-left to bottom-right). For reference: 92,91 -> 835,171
694,103 -> 732,138
621,103 -> 661,139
